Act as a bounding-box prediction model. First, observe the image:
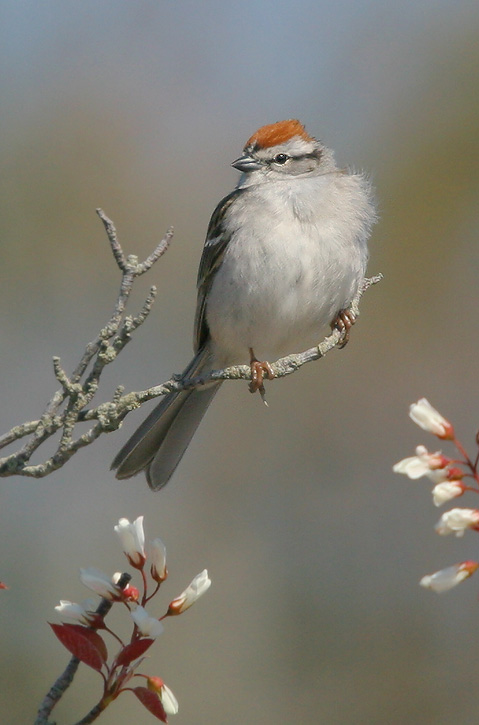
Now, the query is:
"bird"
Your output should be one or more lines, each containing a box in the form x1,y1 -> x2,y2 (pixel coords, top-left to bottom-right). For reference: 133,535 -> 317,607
112,119 -> 376,490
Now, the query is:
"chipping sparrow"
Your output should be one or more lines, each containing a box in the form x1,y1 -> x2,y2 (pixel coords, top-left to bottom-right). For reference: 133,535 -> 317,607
112,119 -> 376,490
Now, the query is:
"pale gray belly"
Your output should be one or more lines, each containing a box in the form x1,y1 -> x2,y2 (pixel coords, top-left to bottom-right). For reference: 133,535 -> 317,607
206,231 -> 362,364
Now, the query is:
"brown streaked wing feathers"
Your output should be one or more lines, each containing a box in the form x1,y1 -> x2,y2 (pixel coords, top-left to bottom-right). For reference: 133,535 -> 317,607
194,188 -> 244,352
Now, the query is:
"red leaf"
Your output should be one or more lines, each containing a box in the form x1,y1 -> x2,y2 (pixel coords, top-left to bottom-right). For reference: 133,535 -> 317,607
49,623 -> 107,671
62,624 -> 108,662
133,687 -> 168,722
116,638 -> 154,667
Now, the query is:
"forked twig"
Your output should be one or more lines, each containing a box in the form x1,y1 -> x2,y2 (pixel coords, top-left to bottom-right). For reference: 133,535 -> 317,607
0,210 -> 381,478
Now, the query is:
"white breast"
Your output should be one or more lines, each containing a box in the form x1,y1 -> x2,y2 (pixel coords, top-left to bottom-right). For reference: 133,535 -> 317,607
206,171 -> 374,366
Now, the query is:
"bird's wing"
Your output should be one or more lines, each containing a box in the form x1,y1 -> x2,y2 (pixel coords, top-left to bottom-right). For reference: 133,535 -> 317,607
194,188 -> 244,352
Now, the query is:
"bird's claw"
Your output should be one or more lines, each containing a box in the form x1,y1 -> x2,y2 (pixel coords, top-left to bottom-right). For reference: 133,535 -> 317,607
249,348 -> 274,395
331,308 -> 356,348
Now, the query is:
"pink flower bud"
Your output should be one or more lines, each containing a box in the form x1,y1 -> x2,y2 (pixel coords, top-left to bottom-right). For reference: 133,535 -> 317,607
446,466 -> 464,480
122,585 -> 140,602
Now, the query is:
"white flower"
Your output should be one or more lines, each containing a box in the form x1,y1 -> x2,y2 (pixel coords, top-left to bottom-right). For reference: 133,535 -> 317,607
409,398 -> 454,439
114,516 -> 145,568
435,508 -> 479,537
160,683 -> 179,715
432,481 -> 464,507
150,538 -> 167,582
393,445 -> 447,480
80,567 -> 122,600
55,599 -> 97,625
169,569 -> 211,614
420,561 -> 479,593
131,605 -> 164,638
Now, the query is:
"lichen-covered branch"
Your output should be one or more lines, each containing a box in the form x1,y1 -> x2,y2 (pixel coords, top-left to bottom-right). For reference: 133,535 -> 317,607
0,210 -> 172,477
0,210 -> 381,478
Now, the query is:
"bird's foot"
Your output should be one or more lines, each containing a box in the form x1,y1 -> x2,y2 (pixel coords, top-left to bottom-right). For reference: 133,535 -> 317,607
331,308 -> 356,348
249,348 -> 274,396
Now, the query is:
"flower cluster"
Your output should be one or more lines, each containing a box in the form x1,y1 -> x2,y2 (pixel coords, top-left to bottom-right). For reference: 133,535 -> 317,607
52,516 -> 211,723
394,398 -> 479,593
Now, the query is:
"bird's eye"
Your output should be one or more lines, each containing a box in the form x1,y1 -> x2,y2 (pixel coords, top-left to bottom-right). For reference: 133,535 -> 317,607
273,153 -> 289,165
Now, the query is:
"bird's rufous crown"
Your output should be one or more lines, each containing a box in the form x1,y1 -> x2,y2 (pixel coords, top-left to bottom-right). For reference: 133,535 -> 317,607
245,119 -> 313,149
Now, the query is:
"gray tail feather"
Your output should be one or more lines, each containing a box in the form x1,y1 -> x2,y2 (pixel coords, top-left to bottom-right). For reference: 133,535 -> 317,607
112,347 -> 221,490
146,381 -> 220,490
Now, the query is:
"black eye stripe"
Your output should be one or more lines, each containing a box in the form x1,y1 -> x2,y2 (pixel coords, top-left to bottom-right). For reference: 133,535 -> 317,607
269,150 -> 321,165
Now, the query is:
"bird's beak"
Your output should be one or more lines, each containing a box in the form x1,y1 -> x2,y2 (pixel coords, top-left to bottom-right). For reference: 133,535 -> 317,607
231,154 -> 262,172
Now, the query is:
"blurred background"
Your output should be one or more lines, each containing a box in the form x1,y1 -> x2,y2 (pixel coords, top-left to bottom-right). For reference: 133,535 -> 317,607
1,1 -> 479,723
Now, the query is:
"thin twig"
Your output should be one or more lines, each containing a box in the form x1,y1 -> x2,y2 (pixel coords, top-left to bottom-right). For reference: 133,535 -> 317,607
0,210 -> 172,477
0,208 -> 381,478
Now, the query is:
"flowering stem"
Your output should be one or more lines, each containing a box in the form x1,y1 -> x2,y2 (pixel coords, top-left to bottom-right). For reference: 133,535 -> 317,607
144,581 -> 161,604
140,567 -> 148,606
102,624 -> 125,647
453,438 -> 476,476
36,572 -> 132,724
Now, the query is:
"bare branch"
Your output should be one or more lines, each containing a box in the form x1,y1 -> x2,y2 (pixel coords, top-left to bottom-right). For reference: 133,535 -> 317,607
0,208 -> 381,479
0,210 -> 172,477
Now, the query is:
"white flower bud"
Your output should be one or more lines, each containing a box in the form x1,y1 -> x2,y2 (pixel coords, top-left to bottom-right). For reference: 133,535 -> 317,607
147,678 -> 179,714
420,561 -> 479,592
114,516 -> 146,568
435,508 -> 479,537
160,683 -> 179,715
432,481 -> 464,507
169,569 -> 211,614
150,538 -> 167,582
409,398 -> 454,439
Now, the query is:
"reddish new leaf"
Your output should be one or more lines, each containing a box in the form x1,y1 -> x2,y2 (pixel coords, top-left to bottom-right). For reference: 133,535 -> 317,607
62,624 -> 108,662
133,687 -> 168,722
116,638 -> 154,667
50,623 -> 107,671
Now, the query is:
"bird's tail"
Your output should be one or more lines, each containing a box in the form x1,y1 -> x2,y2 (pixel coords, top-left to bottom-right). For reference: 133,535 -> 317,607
111,347 -> 221,490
